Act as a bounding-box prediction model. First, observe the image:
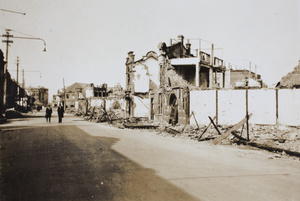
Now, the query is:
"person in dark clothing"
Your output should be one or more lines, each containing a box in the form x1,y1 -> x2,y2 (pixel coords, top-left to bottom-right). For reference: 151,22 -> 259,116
45,105 -> 52,123
57,104 -> 64,123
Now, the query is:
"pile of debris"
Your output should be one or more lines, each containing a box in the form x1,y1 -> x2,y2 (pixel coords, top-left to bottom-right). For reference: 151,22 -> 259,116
248,125 -> 300,153
80,106 -> 126,124
81,106 -> 300,157
123,117 -> 160,129
160,118 -> 300,157
81,106 -> 161,130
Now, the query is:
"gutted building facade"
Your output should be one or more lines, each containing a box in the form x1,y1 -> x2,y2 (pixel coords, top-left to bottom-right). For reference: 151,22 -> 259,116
125,51 -> 159,118
155,35 -> 228,124
125,35 -> 230,124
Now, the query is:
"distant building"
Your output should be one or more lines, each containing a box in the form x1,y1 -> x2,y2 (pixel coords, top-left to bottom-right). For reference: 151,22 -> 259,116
94,83 -> 109,98
107,83 -> 124,98
53,82 -> 114,112
277,60 -> 300,89
62,82 -> 95,111
0,49 -> 4,115
26,86 -> 49,107
229,69 -> 266,89
52,91 -> 62,107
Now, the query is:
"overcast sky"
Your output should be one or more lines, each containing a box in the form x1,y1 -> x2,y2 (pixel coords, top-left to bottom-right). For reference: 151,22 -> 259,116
0,0 -> 299,99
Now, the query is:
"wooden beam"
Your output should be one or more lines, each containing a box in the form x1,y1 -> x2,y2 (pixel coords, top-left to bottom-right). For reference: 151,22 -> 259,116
212,113 -> 252,145
198,116 -> 216,139
231,131 -> 248,141
181,113 -> 193,133
209,116 -> 221,135
216,89 -> 218,125
246,88 -> 249,140
192,112 -> 200,130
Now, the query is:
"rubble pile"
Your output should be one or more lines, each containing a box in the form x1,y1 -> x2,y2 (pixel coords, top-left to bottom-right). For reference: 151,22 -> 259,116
123,118 -> 159,129
249,125 -> 300,153
82,106 -> 162,130
80,106 -> 127,124
161,123 -> 300,155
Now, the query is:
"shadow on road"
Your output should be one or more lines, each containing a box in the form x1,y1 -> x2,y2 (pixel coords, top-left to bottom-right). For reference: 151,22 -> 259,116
0,125 -> 200,201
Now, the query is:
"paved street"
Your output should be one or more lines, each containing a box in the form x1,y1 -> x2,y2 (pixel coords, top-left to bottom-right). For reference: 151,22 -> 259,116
1,114 -> 300,201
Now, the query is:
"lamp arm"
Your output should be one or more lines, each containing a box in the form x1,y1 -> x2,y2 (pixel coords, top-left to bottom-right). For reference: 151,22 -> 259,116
12,36 -> 47,52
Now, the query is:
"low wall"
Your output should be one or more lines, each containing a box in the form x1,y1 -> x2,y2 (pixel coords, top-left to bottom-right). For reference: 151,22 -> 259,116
218,90 -> 246,125
190,88 -> 300,126
278,89 -> 300,126
248,89 -> 276,125
190,90 -> 215,125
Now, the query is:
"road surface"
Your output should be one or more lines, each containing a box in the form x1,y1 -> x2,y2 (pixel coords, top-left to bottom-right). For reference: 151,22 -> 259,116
1,114 -> 300,201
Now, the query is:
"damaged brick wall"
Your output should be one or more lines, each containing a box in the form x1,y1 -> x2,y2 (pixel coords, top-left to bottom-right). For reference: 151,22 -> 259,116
165,69 -> 192,88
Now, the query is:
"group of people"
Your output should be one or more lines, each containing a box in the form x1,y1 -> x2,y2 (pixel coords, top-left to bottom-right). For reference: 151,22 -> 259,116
45,104 -> 65,123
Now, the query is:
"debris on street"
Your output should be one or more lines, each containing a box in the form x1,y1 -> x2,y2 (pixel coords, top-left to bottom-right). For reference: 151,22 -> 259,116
80,104 -> 300,158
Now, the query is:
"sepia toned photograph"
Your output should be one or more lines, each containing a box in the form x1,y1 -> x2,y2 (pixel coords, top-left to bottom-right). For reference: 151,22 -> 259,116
0,0 -> 300,200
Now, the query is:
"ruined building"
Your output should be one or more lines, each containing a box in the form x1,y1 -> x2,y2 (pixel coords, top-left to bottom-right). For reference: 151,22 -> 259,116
156,35 -> 228,124
26,86 -> 49,107
230,68 -> 265,88
54,82 -> 107,111
277,60 -> 300,89
125,51 -> 159,118
125,35 -> 230,124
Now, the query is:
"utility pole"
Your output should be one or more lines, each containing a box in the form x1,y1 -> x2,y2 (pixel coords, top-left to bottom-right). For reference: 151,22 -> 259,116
22,69 -> 25,89
22,69 -> 25,107
2,29 -> 13,108
246,61 -> 251,141
16,57 -> 19,88
16,57 -> 20,105
0,9 -> 25,113
1,29 -> 46,111
63,78 -> 66,110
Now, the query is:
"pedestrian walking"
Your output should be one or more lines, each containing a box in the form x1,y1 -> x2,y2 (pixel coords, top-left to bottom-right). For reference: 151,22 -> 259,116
45,105 -> 52,123
57,104 -> 64,123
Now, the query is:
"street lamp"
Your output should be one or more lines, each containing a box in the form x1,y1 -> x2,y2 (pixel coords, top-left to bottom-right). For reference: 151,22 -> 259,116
13,36 -> 47,52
